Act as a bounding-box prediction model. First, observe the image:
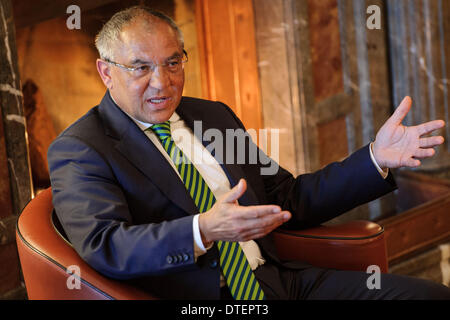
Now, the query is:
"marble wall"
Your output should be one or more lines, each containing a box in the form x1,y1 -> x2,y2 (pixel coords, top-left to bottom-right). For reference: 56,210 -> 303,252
254,0 -> 396,222
253,0 -> 450,223
387,0 -> 450,176
0,0 -> 31,299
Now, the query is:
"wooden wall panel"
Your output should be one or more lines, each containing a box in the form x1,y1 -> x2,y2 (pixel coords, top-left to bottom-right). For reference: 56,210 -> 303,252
230,0 -> 262,132
307,0 -> 344,102
198,0 -> 237,108
387,0 -> 450,173
195,0 -> 262,133
175,0 -> 203,99
253,0 -> 306,175
292,0 -> 353,171
317,116 -> 348,167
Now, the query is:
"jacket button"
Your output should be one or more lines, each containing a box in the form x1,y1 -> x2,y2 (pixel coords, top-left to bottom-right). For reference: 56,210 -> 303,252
183,253 -> 190,262
177,254 -> 183,263
209,259 -> 218,268
166,255 -> 173,264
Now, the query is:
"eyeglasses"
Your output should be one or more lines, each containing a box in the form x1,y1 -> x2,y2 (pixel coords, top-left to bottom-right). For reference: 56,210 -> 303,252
104,50 -> 188,78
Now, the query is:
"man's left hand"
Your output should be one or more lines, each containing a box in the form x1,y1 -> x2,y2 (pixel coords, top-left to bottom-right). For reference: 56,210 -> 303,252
373,96 -> 445,169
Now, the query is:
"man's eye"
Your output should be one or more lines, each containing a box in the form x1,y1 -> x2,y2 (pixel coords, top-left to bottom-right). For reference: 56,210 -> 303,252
168,60 -> 180,67
136,65 -> 150,72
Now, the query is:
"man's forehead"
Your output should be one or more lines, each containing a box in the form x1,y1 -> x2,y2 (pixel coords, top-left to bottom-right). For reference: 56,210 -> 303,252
120,17 -> 177,44
114,17 -> 181,60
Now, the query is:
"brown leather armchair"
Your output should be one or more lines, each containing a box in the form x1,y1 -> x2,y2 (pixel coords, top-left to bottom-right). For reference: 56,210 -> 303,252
16,188 -> 388,300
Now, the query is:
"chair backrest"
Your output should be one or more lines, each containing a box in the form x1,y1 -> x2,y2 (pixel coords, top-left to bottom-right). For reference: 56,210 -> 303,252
16,188 -> 153,300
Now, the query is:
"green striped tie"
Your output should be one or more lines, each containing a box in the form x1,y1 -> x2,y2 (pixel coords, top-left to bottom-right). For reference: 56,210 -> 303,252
150,121 -> 265,300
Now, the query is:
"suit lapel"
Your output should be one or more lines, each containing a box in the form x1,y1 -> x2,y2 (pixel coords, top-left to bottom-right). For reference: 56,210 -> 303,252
98,92 -> 198,215
116,126 -> 199,214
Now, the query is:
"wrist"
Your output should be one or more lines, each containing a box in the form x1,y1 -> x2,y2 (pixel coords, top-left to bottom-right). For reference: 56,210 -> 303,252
198,214 -> 213,247
371,141 -> 387,170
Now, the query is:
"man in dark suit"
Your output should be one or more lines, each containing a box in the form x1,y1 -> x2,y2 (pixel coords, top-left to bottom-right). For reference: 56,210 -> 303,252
48,6 -> 450,299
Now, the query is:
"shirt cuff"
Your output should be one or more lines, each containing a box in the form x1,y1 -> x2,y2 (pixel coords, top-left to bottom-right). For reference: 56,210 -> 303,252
369,142 -> 389,179
193,214 -> 212,260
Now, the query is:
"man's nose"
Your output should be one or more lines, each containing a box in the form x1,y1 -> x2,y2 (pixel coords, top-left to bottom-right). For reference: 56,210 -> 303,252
149,66 -> 170,89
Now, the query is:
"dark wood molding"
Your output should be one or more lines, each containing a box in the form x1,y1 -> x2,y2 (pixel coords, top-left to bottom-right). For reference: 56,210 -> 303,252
378,171 -> 450,265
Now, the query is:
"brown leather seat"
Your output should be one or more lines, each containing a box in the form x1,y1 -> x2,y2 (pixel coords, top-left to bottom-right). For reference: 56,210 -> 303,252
16,188 -> 388,300
16,188 -> 154,300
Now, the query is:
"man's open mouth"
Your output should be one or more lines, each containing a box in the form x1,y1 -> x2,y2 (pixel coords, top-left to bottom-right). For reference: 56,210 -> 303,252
148,96 -> 170,104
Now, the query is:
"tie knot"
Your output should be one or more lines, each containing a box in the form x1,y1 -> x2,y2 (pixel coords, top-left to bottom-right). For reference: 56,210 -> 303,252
150,121 -> 171,141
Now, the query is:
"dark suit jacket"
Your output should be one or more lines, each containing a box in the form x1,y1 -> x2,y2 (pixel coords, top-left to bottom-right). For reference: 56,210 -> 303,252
48,91 -> 396,299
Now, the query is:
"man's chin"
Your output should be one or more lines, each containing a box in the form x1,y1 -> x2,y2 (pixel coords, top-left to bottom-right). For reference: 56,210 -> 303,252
144,109 -> 176,124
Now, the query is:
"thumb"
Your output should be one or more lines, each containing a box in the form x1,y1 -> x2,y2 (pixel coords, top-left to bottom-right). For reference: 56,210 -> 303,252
389,96 -> 412,126
221,179 -> 247,203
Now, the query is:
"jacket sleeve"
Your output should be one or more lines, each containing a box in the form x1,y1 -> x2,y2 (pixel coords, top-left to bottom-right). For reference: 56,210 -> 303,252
48,135 -> 197,280
260,144 -> 397,229
217,101 -> 397,229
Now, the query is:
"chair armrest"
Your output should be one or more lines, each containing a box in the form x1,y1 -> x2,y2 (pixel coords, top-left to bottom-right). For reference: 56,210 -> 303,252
272,220 -> 388,272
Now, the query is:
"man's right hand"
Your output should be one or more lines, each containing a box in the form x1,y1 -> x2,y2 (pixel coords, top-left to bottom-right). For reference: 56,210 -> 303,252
198,179 -> 291,246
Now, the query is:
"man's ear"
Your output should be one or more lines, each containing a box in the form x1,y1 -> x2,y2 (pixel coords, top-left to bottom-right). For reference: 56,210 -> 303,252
96,59 -> 113,89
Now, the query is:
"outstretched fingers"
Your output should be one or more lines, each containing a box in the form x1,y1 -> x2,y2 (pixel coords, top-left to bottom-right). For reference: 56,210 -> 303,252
238,209 -> 291,240
240,204 -> 282,219
404,158 -> 421,167
413,148 -> 435,159
416,120 -> 446,136
419,136 -> 445,148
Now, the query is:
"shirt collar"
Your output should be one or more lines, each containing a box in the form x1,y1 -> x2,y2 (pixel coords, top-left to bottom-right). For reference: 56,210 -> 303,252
130,112 -> 180,131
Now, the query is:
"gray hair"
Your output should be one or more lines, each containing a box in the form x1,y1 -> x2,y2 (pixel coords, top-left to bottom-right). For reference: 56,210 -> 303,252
95,6 -> 184,61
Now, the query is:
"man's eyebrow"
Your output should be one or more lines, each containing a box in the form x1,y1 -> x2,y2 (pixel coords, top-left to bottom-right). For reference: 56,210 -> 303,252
129,52 -> 183,65
129,58 -> 150,65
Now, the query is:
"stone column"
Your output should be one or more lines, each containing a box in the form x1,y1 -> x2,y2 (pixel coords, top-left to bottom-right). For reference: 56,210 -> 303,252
0,0 -> 32,299
0,0 -> 33,215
